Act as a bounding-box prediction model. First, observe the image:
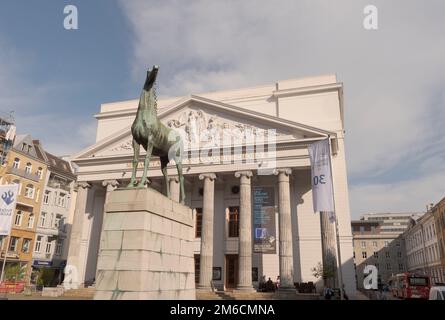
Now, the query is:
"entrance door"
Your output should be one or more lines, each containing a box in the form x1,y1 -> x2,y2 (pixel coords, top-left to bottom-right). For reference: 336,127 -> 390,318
225,255 -> 238,290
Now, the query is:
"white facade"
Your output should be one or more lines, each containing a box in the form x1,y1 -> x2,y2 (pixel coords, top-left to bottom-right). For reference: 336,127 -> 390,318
33,175 -> 73,268
67,74 -> 356,296
404,212 -> 445,284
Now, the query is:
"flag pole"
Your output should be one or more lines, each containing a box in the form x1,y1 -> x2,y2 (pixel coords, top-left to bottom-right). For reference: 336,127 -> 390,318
328,135 -> 344,300
0,235 -> 10,283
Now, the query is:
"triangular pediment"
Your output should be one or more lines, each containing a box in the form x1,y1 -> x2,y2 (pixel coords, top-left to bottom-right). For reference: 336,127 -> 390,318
72,95 -> 332,160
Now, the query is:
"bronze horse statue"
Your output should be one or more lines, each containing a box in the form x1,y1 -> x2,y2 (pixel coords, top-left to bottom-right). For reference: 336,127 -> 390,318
127,65 -> 185,204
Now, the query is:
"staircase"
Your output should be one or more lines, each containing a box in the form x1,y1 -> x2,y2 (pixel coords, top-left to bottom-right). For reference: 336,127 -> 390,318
197,290 -> 320,300
196,290 -> 224,300
62,287 -> 96,299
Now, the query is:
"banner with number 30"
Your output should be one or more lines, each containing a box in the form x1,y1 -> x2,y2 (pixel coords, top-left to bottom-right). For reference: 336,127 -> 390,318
308,139 -> 334,213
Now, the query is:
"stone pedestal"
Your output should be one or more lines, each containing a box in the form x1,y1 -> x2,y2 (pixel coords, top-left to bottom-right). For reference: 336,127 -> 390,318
94,188 -> 196,300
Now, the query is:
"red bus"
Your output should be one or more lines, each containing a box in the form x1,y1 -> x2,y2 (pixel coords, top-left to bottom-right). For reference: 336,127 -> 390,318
389,273 -> 431,299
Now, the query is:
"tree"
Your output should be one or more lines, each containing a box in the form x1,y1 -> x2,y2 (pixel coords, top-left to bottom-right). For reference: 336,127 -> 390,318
36,268 -> 56,287
4,263 -> 25,281
311,262 -> 336,280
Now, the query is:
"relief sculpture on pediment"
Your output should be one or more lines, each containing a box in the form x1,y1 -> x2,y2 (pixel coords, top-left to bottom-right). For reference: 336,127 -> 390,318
167,109 -> 280,145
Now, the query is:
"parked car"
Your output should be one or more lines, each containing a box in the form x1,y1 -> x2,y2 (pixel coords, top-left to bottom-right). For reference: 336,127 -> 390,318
428,286 -> 445,300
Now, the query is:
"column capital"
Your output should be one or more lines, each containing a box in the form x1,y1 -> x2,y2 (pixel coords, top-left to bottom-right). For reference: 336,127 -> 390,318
234,171 -> 253,179
199,173 -> 217,181
273,168 -> 292,177
75,181 -> 91,191
101,179 -> 120,188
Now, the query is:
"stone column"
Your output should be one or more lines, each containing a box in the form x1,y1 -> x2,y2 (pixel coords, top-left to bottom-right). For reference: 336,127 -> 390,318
102,180 -> 119,204
64,181 -> 91,289
169,176 -> 180,203
320,211 -> 338,288
235,171 -> 254,291
274,168 -> 294,289
198,173 -> 216,290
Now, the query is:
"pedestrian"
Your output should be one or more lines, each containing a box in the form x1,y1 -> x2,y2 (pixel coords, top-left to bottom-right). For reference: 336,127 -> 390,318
324,286 -> 333,300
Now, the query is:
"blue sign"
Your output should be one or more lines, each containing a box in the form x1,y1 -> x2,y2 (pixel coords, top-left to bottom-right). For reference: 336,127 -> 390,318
253,187 -> 276,253
33,260 -> 52,267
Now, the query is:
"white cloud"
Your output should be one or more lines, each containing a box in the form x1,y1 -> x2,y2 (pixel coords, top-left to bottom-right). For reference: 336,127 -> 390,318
120,0 -> 445,217
350,171 -> 445,216
0,37 -> 96,157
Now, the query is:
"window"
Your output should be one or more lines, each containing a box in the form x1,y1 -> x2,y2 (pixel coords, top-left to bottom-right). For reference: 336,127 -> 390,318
25,163 -> 32,174
386,263 -> 392,270
373,252 -> 379,258
56,240 -> 63,255
194,255 -> 200,284
385,251 -> 390,258
399,263 -> 403,270
362,252 -> 367,259
373,241 -> 378,247
34,236 -> 42,253
371,226 -> 376,233
43,191 -> 51,204
384,241 -> 389,247
375,263 -> 379,269
25,184 -> 35,199
396,241 -> 400,247
28,214 -> 34,229
21,143 -> 26,151
14,211 -> 23,226
397,251 -> 402,258
58,193 -> 66,207
45,241 -> 52,254
22,238 -> 31,253
361,241 -> 366,248
54,214 -> 62,229
359,226 -> 365,232
39,212 -> 47,228
228,206 -> 239,238
12,180 -> 21,195
12,158 -> 20,169
353,251 -> 355,259
9,237 -> 19,252
37,167 -> 43,179
195,208 -> 202,238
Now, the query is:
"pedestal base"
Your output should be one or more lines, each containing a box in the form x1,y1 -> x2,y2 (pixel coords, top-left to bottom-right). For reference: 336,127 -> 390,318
94,188 -> 196,300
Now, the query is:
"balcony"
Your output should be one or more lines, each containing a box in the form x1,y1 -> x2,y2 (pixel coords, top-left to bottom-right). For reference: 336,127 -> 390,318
7,167 -> 40,182
47,180 -> 71,192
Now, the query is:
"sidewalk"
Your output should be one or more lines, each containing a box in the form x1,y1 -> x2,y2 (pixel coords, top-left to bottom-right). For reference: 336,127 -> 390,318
354,290 -> 371,300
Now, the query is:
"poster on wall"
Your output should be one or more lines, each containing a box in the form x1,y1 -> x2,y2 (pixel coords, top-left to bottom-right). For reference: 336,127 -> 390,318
253,186 -> 276,253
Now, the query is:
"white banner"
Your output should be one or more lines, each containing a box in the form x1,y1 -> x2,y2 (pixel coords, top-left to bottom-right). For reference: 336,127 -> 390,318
308,139 -> 334,213
0,184 -> 19,236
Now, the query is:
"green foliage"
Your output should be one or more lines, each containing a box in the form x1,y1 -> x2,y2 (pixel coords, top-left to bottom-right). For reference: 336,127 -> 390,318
36,268 -> 56,287
311,262 -> 336,280
4,263 -> 25,281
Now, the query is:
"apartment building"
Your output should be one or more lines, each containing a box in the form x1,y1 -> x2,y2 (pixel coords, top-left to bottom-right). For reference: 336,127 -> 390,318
0,135 -> 48,281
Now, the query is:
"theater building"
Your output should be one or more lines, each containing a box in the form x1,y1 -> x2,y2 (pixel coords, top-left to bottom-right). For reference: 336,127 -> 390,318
67,74 -> 356,296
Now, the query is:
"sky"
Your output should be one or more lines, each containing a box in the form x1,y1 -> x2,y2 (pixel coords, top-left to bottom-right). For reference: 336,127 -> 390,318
0,0 -> 444,218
